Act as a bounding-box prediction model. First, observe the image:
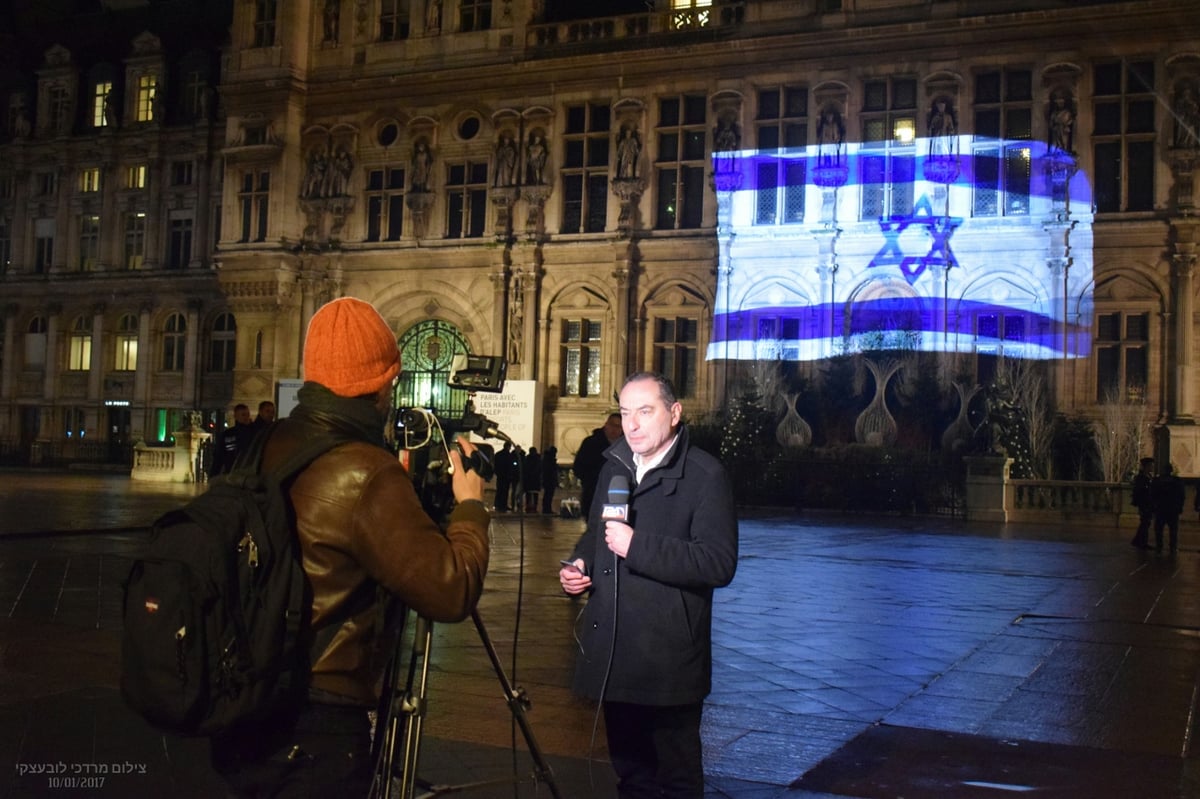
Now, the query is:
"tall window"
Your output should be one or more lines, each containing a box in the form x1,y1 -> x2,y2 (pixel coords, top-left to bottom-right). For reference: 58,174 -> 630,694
48,85 -> 71,134
78,214 -> 101,272
446,161 -> 488,238
461,0 -> 491,32
860,77 -> 916,220
653,317 -> 698,398
561,318 -> 602,398
34,218 -> 54,274
655,94 -> 707,230
35,171 -> 57,196
79,168 -> 101,193
1093,60 -> 1156,213
93,81 -> 113,127
254,0 -> 277,47
136,74 -> 157,123
975,312 -> 1026,386
115,313 -> 138,371
127,164 -> 147,189
167,216 -> 193,269
64,407 -> 86,439
25,317 -> 48,367
1096,311 -> 1148,402
380,0 -> 409,40
973,69 -> 1032,217
123,213 -> 146,269
366,166 -> 405,241
170,160 -> 194,186
162,312 -> 186,371
68,316 -> 92,371
183,70 -> 206,119
755,86 -> 808,226
209,312 -> 236,372
0,219 -> 10,274
239,170 -> 270,242
562,102 -> 611,234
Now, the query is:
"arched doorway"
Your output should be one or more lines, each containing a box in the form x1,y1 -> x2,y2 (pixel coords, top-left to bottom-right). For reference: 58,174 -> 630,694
394,320 -> 472,417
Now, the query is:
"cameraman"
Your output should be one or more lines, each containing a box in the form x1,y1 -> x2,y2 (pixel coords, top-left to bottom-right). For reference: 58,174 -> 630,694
210,297 -> 490,798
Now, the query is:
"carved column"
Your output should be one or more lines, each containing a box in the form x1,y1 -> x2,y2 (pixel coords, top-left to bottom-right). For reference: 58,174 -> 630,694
88,305 -> 105,400
1044,216 -> 1077,403
488,265 -> 509,367
612,250 -> 635,383
135,305 -> 151,411
0,306 -> 15,400
522,260 -> 542,379
1173,240 -> 1198,422
183,299 -> 202,408
42,306 -> 60,401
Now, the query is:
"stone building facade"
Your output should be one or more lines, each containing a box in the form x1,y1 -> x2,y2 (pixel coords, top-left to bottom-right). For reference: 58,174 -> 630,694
1,0 -> 1199,471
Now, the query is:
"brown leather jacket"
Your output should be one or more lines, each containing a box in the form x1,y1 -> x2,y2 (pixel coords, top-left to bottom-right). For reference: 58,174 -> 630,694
263,411 -> 490,705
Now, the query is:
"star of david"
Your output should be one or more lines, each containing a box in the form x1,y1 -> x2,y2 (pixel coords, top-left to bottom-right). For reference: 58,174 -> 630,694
868,196 -> 962,285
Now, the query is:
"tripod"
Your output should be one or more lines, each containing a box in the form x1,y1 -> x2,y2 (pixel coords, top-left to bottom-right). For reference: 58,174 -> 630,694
369,604 -> 563,799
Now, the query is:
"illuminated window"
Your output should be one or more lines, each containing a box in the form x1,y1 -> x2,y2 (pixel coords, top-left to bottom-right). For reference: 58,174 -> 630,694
562,103 -> 611,234
562,318 -> 602,398
254,0 -> 277,47
239,170 -> 270,242
380,0 -> 410,40
115,314 -> 138,371
671,0 -> 712,29
93,81 -> 113,127
861,77 -> 916,220
124,212 -> 146,269
446,161 -> 488,238
1094,60 -> 1156,213
209,312 -> 236,372
656,94 -> 707,230
365,166 -> 406,241
973,69 -> 1032,217
1096,311 -> 1148,402
461,0 -> 491,32
68,316 -> 92,371
136,74 -> 157,123
162,312 -> 187,371
127,164 -> 147,189
79,168 -> 101,193
755,86 -> 808,226
78,214 -> 100,271
654,317 -> 698,398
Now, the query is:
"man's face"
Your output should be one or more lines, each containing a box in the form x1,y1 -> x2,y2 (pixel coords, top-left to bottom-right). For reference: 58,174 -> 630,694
259,403 -> 276,422
619,378 -> 681,462
603,415 -> 623,442
234,407 -> 251,425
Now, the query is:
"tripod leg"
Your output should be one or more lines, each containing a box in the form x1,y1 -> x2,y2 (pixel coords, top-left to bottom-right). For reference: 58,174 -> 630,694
471,609 -> 564,799
370,612 -> 434,799
398,617 -> 434,798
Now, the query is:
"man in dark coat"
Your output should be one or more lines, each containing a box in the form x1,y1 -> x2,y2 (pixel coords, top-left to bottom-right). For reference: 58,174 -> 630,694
493,442 -> 516,512
1152,463 -> 1185,554
1130,457 -> 1155,549
541,445 -> 559,514
208,403 -> 255,477
572,412 -> 623,518
560,372 -> 738,799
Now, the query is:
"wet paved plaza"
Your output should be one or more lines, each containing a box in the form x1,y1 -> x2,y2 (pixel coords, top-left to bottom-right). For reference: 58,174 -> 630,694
0,469 -> 1199,797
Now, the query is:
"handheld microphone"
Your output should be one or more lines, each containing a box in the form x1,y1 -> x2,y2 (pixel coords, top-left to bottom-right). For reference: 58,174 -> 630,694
601,475 -> 630,522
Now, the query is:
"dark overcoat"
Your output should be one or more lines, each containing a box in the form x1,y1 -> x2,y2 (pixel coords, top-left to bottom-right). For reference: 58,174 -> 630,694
568,425 -> 738,706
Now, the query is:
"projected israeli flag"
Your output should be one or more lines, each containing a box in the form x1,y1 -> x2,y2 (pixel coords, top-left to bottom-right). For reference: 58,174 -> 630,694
707,136 -> 1094,363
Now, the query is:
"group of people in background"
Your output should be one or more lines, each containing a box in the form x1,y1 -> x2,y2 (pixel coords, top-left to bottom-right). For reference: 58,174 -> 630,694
1130,457 -> 1187,554
491,441 -> 562,514
206,399 -> 277,478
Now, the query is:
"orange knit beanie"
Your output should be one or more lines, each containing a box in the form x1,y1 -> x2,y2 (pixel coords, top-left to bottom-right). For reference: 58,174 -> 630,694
304,297 -> 401,397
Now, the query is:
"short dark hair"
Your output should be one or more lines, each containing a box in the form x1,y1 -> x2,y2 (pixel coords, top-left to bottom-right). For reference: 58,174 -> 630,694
621,371 -> 678,407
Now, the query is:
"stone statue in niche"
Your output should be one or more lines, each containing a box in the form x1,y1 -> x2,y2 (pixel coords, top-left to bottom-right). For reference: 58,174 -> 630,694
1048,89 -> 1076,153
927,98 -> 956,157
616,125 -> 641,180
411,139 -> 433,191
1173,81 -> 1200,150
302,147 -> 328,199
323,0 -> 340,43
816,106 -> 845,166
494,133 -> 518,186
714,117 -> 740,152
427,0 -> 441,33
526,131 -> 548,185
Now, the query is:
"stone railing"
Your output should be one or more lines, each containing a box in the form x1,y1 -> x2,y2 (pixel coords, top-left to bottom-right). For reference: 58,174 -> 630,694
525,3 -> 745,49
130,424 -> 210,483
964,455 -> 1130,527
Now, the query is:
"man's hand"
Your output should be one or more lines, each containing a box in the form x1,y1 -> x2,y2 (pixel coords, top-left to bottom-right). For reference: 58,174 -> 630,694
604,520 -> 633,559
559,558 -> 592,595
448,436 -> 486,503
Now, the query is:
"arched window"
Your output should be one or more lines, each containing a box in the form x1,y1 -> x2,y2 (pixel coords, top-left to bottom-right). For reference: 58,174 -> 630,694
24,316 -> 47,367
115,313 -> 138,371
162,312 -> 186,371
209,312 -> 236,371
68,315 -> 92,371
395,320 -> 471,418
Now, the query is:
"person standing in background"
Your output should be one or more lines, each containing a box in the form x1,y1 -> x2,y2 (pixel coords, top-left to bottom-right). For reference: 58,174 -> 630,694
541,445 -> 559,514
572,412 -> 623,518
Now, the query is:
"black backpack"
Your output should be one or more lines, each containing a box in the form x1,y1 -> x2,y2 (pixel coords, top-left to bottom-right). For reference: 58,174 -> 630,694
120,429 -> 343,736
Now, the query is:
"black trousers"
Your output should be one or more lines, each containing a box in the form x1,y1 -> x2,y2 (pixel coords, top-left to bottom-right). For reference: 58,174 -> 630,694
603,700 -> 704,799
210,702 -> 373,799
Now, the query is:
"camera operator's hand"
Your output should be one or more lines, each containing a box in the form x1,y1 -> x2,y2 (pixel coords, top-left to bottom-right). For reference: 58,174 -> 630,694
448,436 -> 486,504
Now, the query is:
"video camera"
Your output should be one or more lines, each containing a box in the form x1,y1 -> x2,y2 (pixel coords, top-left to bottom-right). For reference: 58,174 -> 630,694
395,353 -> 510,481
